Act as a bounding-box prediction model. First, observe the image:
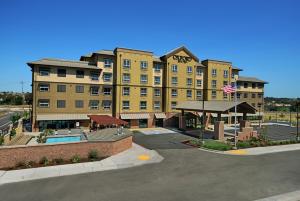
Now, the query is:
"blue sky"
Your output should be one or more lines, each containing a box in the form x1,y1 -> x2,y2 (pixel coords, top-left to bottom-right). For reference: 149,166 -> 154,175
0,0 -> 299,98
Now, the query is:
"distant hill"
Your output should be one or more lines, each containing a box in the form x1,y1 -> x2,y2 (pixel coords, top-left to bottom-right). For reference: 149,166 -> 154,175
264,97 -> 299,112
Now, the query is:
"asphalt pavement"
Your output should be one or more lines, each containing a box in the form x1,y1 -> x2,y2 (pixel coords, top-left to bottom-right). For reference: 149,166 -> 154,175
0,112 -> 14,134
1,131 -> 300,201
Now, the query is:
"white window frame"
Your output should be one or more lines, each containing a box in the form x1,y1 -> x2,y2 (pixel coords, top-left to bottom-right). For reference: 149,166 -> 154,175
154,64 -> 160,72
224,70 -> 228,78
103,73 -> 112,82
171,77 -> 178,85
39,99 -> 49,108
154,101 -> 160,110
196,80 -> 202,87
122,101 -> 130,110
140,74 -> 148,83
154,76 -> 161,85
196,67 -> 202,76
140,61 -> 148,69
187,66 -> 192,73
212,69 -> 217,77
90,72 -> 99,81
123,87 -> 130,96
90,86 -> 99,95
196,91 -> 202,98
39,68 -> 50,76
39,84 -> 49,92
154,88 -> 161,97
171,101 -> 177,109
140,88 -> 147,97
211,91 -> 217,99
186,90 -> 192,98
89,100 -> 99,110
103,87 -> 111,95
104,58 -> 112,68
103,100 -> 112,109
171,89 -> 177,97
172,64 -> 178,72
123,59 -> 131,68
122,73 -> 130,83
140,101 -> 147,110
187,78 -> 192,86
212,80 -> 217,88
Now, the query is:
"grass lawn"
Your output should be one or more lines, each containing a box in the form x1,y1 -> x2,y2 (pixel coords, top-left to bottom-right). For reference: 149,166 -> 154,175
202,140 -> 233,151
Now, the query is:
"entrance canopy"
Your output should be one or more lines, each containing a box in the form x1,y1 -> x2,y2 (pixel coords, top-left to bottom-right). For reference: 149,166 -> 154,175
176,101 -> 256,114
89,115 -> 128,126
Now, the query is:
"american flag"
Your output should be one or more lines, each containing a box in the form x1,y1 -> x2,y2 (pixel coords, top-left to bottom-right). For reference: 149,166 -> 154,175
222,85 -> 236,94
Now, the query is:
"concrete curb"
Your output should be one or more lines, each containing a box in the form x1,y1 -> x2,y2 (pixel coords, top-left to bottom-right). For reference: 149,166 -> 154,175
0,143 -> 164,185
255,190 -> 300,201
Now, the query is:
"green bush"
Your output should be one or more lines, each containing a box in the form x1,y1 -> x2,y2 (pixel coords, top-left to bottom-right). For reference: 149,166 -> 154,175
0,135 -> 4,145
53,158 -> 64,165
237,141 -> 251,149
88,150 -> 99,161
202,140 -> 232,151
71,155 -> 81,163
10,129 -> 16,137
39,156 -> 49,166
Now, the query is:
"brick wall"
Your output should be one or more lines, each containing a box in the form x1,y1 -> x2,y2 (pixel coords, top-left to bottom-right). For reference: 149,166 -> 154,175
0,136 -> 132,169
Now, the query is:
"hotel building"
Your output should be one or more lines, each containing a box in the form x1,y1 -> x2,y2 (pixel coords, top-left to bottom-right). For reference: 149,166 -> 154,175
28,46 -> 267,131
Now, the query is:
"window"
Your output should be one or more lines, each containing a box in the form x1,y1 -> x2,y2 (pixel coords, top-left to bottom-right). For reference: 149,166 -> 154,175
172,64 -> 178,72
171,101 -> 177,109
57,100 -> 66,108
39,84 -> 49,92
223,81 -> 228,86
123,59 -> 131,68
244,93 -> 248,98
103,87 -> 112,95
140,101 -> 147,110
232,72 -> 236,78
122,73 -> 130,83
196,67 -> 203,76
223,92 -> 228,99
172,77 -> 178,85
140,74 -> 148,83
187,66 -> 192,73
75,100 -> 84,108
76,85 -> 84,93
38,99 -> 49,108
258,84 -> 263,89
258,103 -> 262,108
103,100 -> 111,109
39,68 -> 50,76
154,76 -> 161,85
187,78 -> 192,86
154,101 -> 160,110
76,70 -> 84,78
123,87 -> 130,96
212,80 -> 217,88
90,86 -> 99,95
122,101 -> 130,110
90,72 -> 99,81
237,93 -> 241,99
154,88 -> 161,97
57,84 -> 66,92
236,82 -> 241,89
196,91 -> 202,99
103,73 -> 112,82
154,64 -> 160,72
186,90 -> 192,98
212,69 -> 217,77
258,93 -> 263,98
104,58 -> 112,68
140,88 -> 147,96
196,80 -> 202,87
224,70 -> 228,78
252,83 -> 256,88
252,93 -> 256,98
244,82 -> 248,88
89,100 -> 99,110
171,89 -> 177,97
140,61 -> 148,69
211,91 -> 217,99
57,69 -> 66,77
252,103 -> 256,107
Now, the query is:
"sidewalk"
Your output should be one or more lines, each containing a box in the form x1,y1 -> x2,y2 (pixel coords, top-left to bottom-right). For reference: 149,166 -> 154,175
0,143 -> 164,185
226,143 -> 300,155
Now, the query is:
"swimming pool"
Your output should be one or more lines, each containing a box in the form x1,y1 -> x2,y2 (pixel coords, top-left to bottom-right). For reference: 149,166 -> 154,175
46,135 -> 81,143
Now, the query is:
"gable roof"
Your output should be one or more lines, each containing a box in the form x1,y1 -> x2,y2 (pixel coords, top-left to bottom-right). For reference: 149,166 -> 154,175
160,46 -> 199,62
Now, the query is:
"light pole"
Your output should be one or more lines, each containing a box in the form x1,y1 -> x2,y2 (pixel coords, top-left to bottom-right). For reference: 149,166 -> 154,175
258,104 -> 261,128
233,75 -> 238,149
296,100 -> 299,141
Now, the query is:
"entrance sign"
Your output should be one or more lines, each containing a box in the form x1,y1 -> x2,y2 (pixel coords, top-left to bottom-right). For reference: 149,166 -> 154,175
173,55 -> 192,63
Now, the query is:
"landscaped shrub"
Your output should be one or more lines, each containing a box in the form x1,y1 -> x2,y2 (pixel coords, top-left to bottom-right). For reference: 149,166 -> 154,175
37,129 -> 54,143
53,158 -> 64,165
202,140 -> 232,151
71,155 -> 81,163
237,141 -> 251,149
0,135 -> 4,145
10,129 -> 16,137
88,150 -> 99,161
24,161 -> 35,168
39,156 -> 49,166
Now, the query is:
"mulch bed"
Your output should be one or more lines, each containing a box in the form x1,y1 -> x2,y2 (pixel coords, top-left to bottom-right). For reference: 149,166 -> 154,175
1,157 -> 107,171
181,140 -> 200,148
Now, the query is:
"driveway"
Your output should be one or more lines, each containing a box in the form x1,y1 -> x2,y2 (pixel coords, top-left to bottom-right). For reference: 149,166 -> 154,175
132,129 -> 196,150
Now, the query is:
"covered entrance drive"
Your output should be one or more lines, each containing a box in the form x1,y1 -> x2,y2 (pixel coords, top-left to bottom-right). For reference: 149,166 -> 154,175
89,115 -> 128,130
120,113 -> 151,128
176,101 -> 257,141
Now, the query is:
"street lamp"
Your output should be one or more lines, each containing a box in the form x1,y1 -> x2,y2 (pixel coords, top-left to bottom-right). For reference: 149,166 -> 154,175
233,74 -> 239,149
258,104 -> 261,128
296,100 -> 299,141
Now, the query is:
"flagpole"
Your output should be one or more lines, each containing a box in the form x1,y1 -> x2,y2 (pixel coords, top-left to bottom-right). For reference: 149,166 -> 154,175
234,75 -> 238,149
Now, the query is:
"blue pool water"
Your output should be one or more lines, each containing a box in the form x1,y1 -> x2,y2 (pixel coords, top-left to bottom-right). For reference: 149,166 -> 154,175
46,136 -> 81,143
